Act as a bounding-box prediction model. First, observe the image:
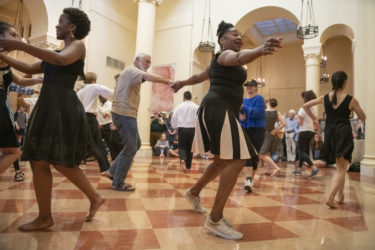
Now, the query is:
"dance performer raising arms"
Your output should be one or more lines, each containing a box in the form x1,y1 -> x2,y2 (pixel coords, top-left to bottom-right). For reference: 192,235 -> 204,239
171,21 -> 282,240
303,71 -> 366,209
0,8 -> 104,230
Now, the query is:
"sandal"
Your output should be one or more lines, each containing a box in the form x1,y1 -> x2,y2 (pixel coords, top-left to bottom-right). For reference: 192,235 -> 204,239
14,172 -> 24,182
111,183 -> 136,191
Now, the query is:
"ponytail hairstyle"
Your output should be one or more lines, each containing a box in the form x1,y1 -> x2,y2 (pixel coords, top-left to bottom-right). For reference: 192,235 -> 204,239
216,20 -> 234,49
0,21 -> 13,37
331,71 -> 348,105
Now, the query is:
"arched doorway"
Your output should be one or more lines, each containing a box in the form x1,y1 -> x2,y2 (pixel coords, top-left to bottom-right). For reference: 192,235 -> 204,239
236,6 -> 305,114
320,24 -> 354,97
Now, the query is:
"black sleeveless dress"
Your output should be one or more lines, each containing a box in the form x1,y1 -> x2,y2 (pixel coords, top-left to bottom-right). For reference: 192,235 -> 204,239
193,51 -> 257,160
322,94 -> 353,164
0,66 -> 19,147
21,59 -> 89,167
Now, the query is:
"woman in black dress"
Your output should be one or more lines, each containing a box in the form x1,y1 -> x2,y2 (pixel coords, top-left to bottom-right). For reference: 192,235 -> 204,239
0,22 -> 41,174
303,71 -> 366,209
171,21 -> 282,240
0,8 -> 104,230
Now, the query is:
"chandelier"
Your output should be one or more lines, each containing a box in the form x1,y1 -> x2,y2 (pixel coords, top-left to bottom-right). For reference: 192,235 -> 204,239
320,45 -> 329,83
297,0 -> 318,39
198,0 -> 215,53
255,57 -> 265,87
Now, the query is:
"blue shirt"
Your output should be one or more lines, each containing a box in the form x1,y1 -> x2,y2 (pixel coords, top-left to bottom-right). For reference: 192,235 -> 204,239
239,95 -> 266,128
285,117 -> 299,133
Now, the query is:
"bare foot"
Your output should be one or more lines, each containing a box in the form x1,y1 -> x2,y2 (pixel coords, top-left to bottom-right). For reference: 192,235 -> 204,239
18,217 -> 54,231
337,193 -> 344,204
85,197 -> 105,222
326,200 -> 338,209
270,168 -> 280,177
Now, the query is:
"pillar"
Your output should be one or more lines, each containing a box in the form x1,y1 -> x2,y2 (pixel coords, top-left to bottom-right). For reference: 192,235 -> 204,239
135,0 -> 161,154
360,0 -> 375,177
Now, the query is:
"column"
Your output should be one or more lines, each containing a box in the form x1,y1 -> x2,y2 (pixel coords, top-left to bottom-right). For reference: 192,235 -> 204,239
360,0 -> 375,177
302,44 -> 321,117
135,0 -> 160,155
302,44 -> 321,95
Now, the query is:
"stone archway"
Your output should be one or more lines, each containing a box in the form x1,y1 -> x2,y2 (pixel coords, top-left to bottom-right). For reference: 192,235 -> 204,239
235,6 -> 305,113
320,24 -> 354,96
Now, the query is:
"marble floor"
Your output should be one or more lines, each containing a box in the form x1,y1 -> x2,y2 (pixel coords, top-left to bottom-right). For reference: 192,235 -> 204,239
0,156 -> 374,250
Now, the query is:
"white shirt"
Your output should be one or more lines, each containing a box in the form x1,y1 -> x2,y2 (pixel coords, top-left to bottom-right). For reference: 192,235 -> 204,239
97,101 -> 113,125
77,83 -> 113,114
171,100 -> 199,129
298,107 -> 315,132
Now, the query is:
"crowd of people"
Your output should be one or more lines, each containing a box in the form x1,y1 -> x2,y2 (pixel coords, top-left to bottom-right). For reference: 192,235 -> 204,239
0,8 -> 366,241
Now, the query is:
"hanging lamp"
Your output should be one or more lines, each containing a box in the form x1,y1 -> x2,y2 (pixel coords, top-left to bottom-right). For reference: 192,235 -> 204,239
198,0 -> 215,53
297,0 -> 318,39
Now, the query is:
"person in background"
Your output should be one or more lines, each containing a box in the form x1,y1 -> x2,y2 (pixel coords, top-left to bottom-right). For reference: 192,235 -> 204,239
171,91 -> 199,171
77,72 -> 113,174
311,133 -> 323,160
165,112 -> 177,147
303,71 -> 366,208
150,113 -> 166,152
284,109 -> 299,162
239,79 -> 265,192
97,95 -> 123,160
294,90 -> 321,178
258,98 -> 285,177
155,133 -> 169,158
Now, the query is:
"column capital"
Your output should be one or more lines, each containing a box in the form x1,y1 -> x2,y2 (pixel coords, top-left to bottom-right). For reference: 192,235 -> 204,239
302,44 -> 321,60
134,0 -> 163,6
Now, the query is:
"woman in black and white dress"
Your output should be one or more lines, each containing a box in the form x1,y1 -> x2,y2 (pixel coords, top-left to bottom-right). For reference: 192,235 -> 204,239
171,21 -> 282,240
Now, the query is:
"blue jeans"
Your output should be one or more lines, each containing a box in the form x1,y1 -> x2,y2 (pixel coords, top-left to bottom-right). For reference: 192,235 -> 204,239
109,113 -> 141,187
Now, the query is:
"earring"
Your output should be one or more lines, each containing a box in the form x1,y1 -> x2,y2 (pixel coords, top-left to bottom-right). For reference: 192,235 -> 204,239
71,31 -> 75,38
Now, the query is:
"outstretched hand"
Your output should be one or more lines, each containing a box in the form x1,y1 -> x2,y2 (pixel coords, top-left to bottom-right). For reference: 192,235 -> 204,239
0,38 -> 24,52
263,37 -> 283,55
170,81 -> 183,93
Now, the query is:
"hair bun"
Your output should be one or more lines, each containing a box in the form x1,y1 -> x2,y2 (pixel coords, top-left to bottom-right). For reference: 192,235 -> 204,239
217,20 -> 234,38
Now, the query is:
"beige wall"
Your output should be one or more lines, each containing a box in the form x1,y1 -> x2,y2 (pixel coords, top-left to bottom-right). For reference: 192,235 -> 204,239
154,0 -> 193,107
245,42 -> 306,114
320,36 -> 353,97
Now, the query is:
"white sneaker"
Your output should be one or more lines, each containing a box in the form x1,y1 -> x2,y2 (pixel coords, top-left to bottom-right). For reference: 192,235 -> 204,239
204,216 -> 243,240
184,188 -> 206,213
244,179 -> 252,192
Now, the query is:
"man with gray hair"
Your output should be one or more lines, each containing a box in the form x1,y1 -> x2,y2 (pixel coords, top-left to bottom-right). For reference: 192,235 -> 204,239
107,52 -> 172,191
285,109 -> 299,162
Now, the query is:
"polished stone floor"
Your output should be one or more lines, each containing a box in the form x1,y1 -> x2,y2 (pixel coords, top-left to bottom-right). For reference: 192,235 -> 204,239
0,157 -> 374,250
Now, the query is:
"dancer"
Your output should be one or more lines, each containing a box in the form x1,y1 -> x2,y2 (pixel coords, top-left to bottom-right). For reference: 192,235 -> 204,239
239,79 -> 266,192
107,52 -> 172,191
0,22 -> 41,174
171,21 -> 282,240
258,98 -> 285,177
171,91 -> 199,171
0,8 -> 104,230
303,71 -> 365,208
294,90 -> 320,177
77,72 -> 113,173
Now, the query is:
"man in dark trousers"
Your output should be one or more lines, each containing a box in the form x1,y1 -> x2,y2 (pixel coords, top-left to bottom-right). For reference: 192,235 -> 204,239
171,91 -> 199,172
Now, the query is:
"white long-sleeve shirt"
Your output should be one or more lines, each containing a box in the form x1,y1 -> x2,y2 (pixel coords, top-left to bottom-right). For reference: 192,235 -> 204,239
97,101 -> 113,125
171,100 -> 199,129
77,83 -> 113,114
